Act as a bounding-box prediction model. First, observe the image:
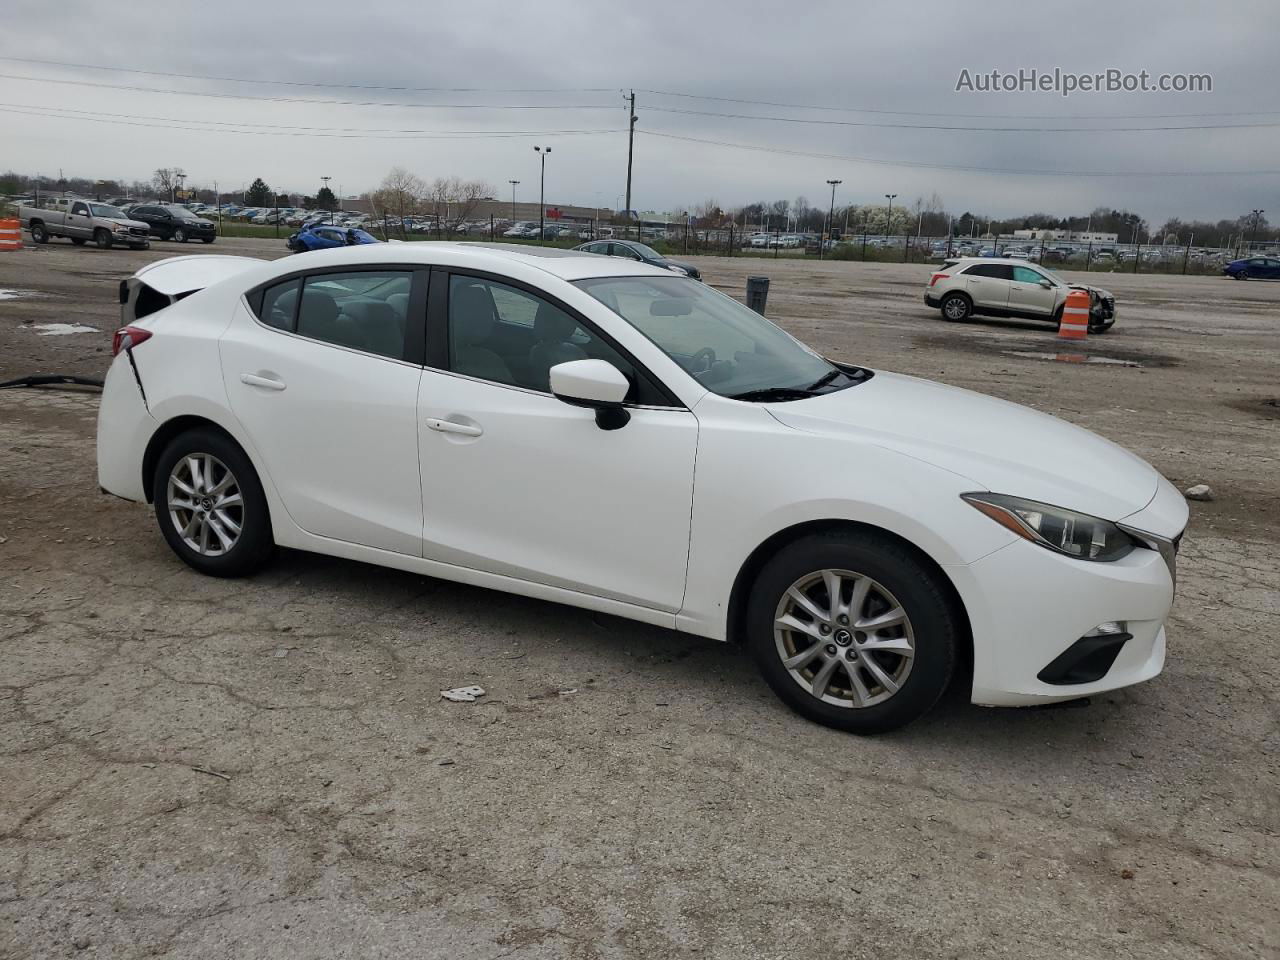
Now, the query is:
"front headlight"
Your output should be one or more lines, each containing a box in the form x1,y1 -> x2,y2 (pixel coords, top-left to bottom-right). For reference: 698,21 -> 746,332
961,493 -> 1138,562
667,264 -> 689,276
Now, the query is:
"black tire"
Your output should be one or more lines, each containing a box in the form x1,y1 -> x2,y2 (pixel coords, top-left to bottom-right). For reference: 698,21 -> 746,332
746,531 -> 957,734
1238,270 -> 1250,280
30,222 -> 48,244
201,237 -> 215,244
152,428 -> 275,578
70,237 -> 86,246
173,227 -> 187,243
1088,321 -> 1112,335
94,228 -> 111,250
939,292 -> 972,322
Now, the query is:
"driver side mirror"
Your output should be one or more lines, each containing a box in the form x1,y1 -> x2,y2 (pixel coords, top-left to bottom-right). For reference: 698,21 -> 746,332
549,359 -> 631,431
1038,279 -> 1053,289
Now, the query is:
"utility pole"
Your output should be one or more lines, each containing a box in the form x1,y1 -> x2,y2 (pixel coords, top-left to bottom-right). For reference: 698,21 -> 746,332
822,179 -> 841,261
624,90 -> 637,233
534,147 -> 550,242
321,176 -> 332,224
1251,208 -> 1265,251
884,193 -> 897,238
508,180 -> 520,224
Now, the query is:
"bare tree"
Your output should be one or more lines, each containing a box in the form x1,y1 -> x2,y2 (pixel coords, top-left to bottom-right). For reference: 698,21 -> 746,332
370,167 -> 426,223
426,176 -> 495,234
152,167 -> 183,200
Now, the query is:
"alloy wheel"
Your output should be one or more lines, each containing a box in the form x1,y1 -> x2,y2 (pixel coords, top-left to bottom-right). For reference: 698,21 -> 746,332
943,297 -> 968,320
166,453 -> 244,557
774,568 -> 915,708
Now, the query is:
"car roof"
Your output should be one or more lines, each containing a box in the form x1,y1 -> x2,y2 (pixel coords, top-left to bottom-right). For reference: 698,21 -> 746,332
259,241 -> 676,282
947,256 -> 1042,266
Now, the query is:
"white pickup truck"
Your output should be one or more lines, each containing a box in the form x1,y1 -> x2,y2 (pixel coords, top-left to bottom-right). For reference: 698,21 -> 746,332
19,198 -> 151,250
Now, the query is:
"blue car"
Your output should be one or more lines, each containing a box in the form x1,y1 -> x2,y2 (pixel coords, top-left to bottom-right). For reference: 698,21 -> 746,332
1224,255 -> 1280,280
286,223 -> 380,253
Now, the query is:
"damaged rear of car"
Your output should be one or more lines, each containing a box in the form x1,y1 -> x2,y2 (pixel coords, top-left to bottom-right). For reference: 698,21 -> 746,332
99,256 -> 265,501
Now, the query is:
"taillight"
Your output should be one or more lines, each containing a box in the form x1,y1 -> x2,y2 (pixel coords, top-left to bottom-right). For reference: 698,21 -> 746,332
929,273 -> 949,287
112,325 -> 153,356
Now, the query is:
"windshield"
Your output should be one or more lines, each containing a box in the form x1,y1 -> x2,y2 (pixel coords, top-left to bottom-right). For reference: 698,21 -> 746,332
166,206 -> 202,220
88,204 -> 125,218
574,275 -> 848,399
1037,266 -> 1068,285
628,242 -> 662,259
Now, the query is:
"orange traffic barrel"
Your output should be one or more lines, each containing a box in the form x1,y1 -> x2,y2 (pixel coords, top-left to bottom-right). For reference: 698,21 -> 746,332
1058,289 -> 1090,340
0,218 -> 20,251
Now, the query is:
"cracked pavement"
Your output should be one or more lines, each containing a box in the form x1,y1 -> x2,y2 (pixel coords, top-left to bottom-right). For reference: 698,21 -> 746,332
1,240 -> 1277,958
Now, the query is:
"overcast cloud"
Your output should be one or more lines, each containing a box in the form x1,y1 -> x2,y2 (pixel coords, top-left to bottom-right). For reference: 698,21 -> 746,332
3,0 -> 1277,223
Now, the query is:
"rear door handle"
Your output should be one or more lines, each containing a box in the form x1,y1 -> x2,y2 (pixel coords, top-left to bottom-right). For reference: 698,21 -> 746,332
240,373 -> 287,391
426,417 -> 483,437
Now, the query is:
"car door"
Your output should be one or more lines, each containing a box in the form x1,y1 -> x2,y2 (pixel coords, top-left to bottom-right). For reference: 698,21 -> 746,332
219,265 -> 427,555
68,201 -> 92,240
416,269 -> 699,612
1006,265 -> 1058,316
963,263 -> 1013,309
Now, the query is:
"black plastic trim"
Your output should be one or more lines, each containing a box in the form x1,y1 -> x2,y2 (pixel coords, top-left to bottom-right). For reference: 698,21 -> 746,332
1037,632 -> 1132,685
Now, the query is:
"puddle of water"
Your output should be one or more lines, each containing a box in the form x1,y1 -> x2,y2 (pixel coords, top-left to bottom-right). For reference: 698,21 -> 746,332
0,289 -> 30,301
1006,350 -> 1141,368
31,323 -> 98,336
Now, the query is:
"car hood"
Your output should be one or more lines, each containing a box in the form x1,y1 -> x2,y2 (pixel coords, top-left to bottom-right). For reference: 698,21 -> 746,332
766,371 -> 1160,522
108,217 -> 149,229
1067,282 -> 1113,299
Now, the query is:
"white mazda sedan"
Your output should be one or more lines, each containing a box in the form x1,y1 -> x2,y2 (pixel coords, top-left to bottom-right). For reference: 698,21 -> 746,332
97,244 -> 1187,733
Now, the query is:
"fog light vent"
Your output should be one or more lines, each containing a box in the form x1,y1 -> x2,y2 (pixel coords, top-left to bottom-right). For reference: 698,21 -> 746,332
1037,625 -> 1133,685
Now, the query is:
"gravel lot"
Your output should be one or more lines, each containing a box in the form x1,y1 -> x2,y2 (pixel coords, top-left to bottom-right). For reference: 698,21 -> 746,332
1,238 -> 1277,959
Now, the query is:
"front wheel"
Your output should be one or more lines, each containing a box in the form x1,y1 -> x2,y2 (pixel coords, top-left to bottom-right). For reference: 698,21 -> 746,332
1238,270 -> 1250,280
152,429 -> 275,577
201,237 -> 215,244
939,292 -> 972,322
747,531 -> 957,734
94,228 -> 111,250
173,227 -> 187,243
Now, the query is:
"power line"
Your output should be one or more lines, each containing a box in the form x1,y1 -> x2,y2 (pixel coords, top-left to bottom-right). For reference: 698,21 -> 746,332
0,106 -> 622,141
0,57 -> 1261,122
639,130 -> 1280,178
0,55 -> 615,95
644,104 -> 1280,133
0,101 -> 619,136
0,73 -> 620,110
638,87 -> 1280,121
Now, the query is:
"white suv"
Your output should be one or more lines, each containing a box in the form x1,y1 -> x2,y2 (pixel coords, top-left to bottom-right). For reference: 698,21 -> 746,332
924,257 -> 1115,333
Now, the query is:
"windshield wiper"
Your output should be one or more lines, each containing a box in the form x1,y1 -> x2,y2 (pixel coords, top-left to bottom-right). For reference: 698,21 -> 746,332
728,386 -> 817,403
805,368 -> 844,391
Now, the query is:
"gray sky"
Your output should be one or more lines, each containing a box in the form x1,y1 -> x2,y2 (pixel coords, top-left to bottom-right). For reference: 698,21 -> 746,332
3,0 -> 1277,224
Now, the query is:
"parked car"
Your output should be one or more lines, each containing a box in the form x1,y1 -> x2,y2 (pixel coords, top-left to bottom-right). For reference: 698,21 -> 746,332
98,244 -> 1187,734
1223,256 -> 1280,280
573,239 -> 701,280
285,223 -> 381,252
126,204 -> 217,243
925,257 -> 1115,333
18,198 -> 151,249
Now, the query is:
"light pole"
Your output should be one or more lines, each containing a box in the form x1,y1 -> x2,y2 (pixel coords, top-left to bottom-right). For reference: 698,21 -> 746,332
508,180 -> 520,225
534,146 -> 550,242
821,179 -> 841,261
321,176 -> 332,223
884,193 -> 897,238
1251,208 -> 1265,251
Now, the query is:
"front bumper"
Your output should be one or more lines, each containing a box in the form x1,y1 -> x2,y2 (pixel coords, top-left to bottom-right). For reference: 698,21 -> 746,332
946,535 -> 1176,706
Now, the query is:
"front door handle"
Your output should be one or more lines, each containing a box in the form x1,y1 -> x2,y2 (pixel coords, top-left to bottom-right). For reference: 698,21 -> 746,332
240,373 -> 287,391
426,417 -> 482,437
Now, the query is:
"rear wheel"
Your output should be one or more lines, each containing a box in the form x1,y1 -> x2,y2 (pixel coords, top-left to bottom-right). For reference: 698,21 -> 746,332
30,222 -> 48,244
93,229 -> 111,250
152,429 -> 275,577
747,531 -> 957,734
939,292 -> 972,322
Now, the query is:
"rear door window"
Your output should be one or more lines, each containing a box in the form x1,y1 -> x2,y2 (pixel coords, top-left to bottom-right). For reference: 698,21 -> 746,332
964,263 -> 1014,280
